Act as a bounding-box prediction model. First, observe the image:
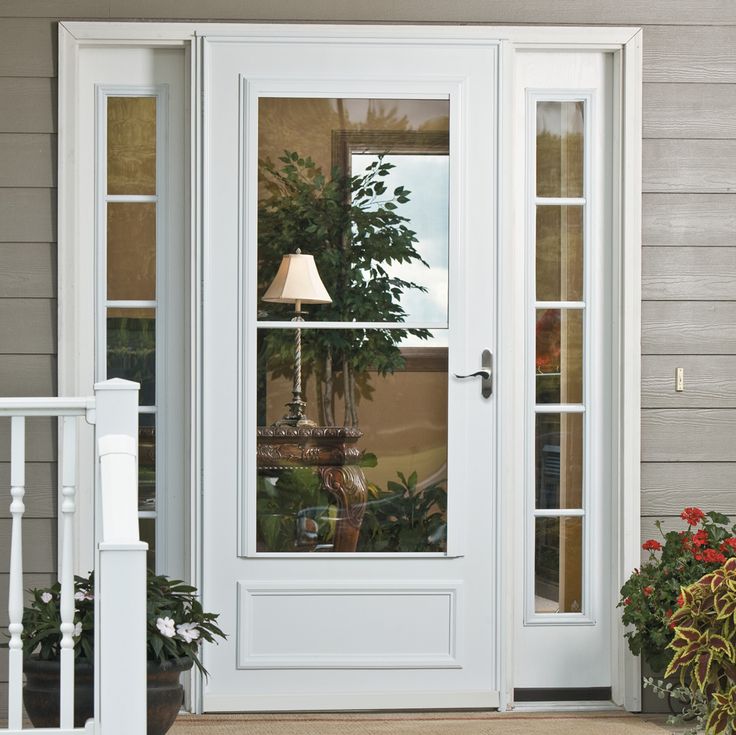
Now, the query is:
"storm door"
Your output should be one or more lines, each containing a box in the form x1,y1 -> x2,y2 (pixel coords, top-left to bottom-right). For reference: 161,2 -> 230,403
200,34 -> 500,710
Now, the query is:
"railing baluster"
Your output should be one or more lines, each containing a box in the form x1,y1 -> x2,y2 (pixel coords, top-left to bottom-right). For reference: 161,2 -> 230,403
60,416 -> 77,729
8,416 -> 26,730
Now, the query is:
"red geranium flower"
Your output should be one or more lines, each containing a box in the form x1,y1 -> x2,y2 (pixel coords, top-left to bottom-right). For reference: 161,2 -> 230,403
701,548 -> 726,564
642,539 -> 662,551
720,537 -> 736,553
676,593 -> 684,607
681,507 -> 705,526
643,586 -> 654,597
623,597 -> 632,606
693,529 -> 709,547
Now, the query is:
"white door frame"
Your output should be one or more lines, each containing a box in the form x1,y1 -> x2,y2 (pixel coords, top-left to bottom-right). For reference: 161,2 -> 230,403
58,20 -> 642,712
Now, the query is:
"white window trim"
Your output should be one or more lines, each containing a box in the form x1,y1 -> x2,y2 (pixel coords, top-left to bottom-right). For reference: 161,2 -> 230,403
58,21 -> 642,713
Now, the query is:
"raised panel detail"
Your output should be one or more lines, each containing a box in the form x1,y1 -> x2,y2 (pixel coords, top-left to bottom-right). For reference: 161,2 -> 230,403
237,581 -> 461,669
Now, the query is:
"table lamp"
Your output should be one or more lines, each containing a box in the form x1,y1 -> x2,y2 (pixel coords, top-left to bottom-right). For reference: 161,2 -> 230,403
262,249 -> 332,426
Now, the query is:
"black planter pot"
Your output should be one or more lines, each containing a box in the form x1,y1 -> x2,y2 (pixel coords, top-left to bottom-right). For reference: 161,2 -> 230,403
23,656 -> 194,735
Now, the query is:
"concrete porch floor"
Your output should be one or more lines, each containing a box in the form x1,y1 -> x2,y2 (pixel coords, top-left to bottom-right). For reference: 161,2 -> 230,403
171,711 -> 676,734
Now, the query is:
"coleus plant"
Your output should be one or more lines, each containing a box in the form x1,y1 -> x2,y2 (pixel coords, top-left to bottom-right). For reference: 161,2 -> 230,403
666,557 -> 736,735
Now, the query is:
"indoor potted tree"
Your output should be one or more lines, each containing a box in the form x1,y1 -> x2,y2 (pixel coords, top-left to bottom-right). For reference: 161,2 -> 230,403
18,570 -> 226,735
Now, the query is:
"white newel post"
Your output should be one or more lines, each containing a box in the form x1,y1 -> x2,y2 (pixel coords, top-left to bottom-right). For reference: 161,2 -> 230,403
93,379 -> 147,735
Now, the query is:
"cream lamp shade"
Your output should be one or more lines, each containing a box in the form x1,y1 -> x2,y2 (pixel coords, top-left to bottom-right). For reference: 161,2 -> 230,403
262,250 -> 332,305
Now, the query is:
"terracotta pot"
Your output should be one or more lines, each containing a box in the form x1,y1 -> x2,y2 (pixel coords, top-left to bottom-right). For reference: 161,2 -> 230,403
23,656 -> 194,735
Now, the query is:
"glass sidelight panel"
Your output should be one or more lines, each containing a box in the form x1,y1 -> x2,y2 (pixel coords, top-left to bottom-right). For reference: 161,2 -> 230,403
534,517 -> 583,613
535,309 -> 583,404
139,413 -> 156,511
535,413 -> 583,509
257,97 -> 449,326
107,96 -> 156,195
107,202 -> 156,301
106,309 -> 156,405
536,101 -> 584,198
255,328 -> 448,553
530,97 -> 587,618
536,205 -> 583,302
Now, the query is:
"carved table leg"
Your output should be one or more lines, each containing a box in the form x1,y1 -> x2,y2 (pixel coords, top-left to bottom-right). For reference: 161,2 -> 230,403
319,465 -> 368,552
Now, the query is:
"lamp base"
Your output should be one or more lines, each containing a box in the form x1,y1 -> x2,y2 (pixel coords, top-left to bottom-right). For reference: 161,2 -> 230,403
273,398 -> 317,428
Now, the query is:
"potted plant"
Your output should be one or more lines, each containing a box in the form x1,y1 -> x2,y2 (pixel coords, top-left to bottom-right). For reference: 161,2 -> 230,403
619,507 -> 736,716
18,570 -> 226,735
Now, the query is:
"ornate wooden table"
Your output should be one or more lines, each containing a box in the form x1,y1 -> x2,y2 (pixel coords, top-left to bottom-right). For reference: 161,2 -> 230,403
256,425 -> 368,552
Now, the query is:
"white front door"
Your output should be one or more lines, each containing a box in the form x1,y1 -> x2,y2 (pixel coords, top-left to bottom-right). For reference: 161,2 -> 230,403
200,31 -> 500,711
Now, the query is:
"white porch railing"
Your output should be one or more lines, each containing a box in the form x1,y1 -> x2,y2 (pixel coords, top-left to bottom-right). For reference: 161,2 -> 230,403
0,379 -> 146,735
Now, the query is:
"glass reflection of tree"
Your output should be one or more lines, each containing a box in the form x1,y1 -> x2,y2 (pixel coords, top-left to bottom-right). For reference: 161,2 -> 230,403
107,315 -> 155,405
258,151 -> 430,427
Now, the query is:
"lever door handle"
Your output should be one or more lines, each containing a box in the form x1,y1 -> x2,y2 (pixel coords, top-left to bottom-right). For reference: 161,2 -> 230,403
454,349 -> 493,398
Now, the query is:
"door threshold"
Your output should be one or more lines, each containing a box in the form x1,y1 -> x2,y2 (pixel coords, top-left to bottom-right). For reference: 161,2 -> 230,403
511,701 -> 622,712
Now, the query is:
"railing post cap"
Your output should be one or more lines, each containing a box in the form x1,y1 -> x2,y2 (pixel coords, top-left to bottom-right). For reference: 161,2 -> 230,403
93,378 -> 141,392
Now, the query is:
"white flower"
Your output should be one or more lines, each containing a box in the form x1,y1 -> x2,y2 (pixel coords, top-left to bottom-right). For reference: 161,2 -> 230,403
75,590 -> 93,601
40,592 -> 53,604
156,617 -> 176,638
176,622 -> 200,644
73,622 -> 83,638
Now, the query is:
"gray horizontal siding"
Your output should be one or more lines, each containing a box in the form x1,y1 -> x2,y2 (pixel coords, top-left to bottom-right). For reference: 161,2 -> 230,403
642,356 -> 736,408
0,299 -> 55,354
0,417 -> 56,462
642,194 -> 736,247
642,302 -> 736,354
0,19 -> 56,77
0,78 -> 55,133
0,463 -> 56,517
0,243 -> 55,298
0,189 -> 55,242
642,463 -> 736,515
0,519 -> 56,572
642,410 -> 736,462
0,134 -> 55,187
644,83 -> 736,139
0,355 -> 56,395
0,0 -> 726,23
643,26 -> 736,82
643,140 -> 736,193
643,248 -> 736,300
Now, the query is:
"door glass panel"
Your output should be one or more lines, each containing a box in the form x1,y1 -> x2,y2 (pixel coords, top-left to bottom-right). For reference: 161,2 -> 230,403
106,308 -> 156,405
256,328 -> 448,553
535,413 -> 583,509
535,308 -> 583,404
536,205 -> 583,302
139,413 -> 156,511
107,96 -> 156,195
107,202 -> 156,301
257,97 -> 449,326
536,101 -> 584,198
534,517 -> 583,613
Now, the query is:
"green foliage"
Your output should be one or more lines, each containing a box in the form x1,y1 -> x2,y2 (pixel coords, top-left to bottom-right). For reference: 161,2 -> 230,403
256,468 -> 335,552
258,151 -> 430,426
359,470 -> 447,553
618,509 -> 736,672
643,677 -> 706,735
16,571 -> 226,676
665,558 -> 736,735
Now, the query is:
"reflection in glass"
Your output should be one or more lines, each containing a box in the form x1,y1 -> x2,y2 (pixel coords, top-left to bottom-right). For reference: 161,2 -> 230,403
107,309 -> 155,405
256,328 -> 448,553
535,516 -> 583,613
536,101 -> 584,198
107,203 -> 156,301
107,96 -> 156,195
139,413 -> 155,511
536,309 -> 583,404
257,97 -> 449,326
536,206 -> 583,302
139,517 -> 156,572
535,413 -> 583,509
